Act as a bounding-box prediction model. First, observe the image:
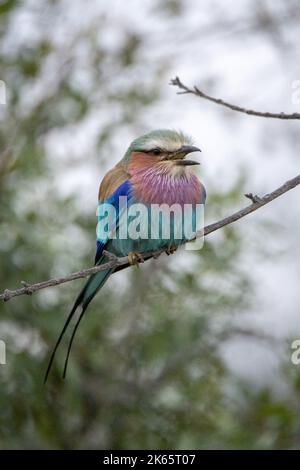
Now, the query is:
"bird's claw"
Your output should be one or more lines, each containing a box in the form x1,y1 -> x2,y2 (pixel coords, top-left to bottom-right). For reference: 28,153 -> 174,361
165,245 -> 178,256
128,251 -> 145,266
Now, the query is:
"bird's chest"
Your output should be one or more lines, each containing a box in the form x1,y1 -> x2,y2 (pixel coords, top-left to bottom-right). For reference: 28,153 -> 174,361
111,169 -> 203,256
129,172 -> 202,246
131,171 -> 201,206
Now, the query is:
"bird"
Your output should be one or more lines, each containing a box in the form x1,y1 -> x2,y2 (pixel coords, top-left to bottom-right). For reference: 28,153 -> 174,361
44,129 -> 206,381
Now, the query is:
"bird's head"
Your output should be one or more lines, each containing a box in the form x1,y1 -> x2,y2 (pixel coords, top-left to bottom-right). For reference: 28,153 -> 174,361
123,129 -> 201,175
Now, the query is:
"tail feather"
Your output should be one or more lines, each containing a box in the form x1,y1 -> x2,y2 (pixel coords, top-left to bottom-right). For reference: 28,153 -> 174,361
62,268 -> 112,379
62,304 -> 88,379
44,257 -> 114,382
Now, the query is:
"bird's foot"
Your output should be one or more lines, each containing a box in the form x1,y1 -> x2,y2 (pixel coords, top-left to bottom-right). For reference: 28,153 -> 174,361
165,245 -> 178,256
128,251 -> 145,266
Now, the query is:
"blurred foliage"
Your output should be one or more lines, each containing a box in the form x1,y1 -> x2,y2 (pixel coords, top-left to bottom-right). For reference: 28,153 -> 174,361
0,0 -> 300,450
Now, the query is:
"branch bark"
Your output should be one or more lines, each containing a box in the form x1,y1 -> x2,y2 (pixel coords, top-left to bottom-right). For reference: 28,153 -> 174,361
1,174 -> 299,302
170,76 -> 300,120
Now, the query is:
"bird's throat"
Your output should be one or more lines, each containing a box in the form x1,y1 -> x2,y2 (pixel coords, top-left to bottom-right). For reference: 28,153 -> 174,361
128,152 -> 201,205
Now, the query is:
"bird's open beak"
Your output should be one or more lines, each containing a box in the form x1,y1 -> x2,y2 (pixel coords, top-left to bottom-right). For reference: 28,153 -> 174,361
173,145 -> 201,166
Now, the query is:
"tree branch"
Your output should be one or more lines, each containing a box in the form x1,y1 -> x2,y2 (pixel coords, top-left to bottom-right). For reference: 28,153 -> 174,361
170,76 -> 300,120
1,174 -> 299,302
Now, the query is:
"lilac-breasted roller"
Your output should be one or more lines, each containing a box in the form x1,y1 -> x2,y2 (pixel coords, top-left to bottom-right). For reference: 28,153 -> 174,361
45,129 -> 206,380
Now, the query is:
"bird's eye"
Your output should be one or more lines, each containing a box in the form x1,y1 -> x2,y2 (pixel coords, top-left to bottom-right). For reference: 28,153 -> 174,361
152,148 -> 161,156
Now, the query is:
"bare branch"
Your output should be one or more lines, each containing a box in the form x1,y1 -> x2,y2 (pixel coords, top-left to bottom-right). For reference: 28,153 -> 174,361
170,76 -> 300,120
1,174 -> 299,302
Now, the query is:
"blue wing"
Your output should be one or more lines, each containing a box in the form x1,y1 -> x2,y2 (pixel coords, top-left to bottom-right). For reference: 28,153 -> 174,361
95,179 -> 132,263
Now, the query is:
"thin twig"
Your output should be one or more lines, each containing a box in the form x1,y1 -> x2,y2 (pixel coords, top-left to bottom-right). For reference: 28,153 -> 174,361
1,174 -> 299,302
170,76 -> 300,120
